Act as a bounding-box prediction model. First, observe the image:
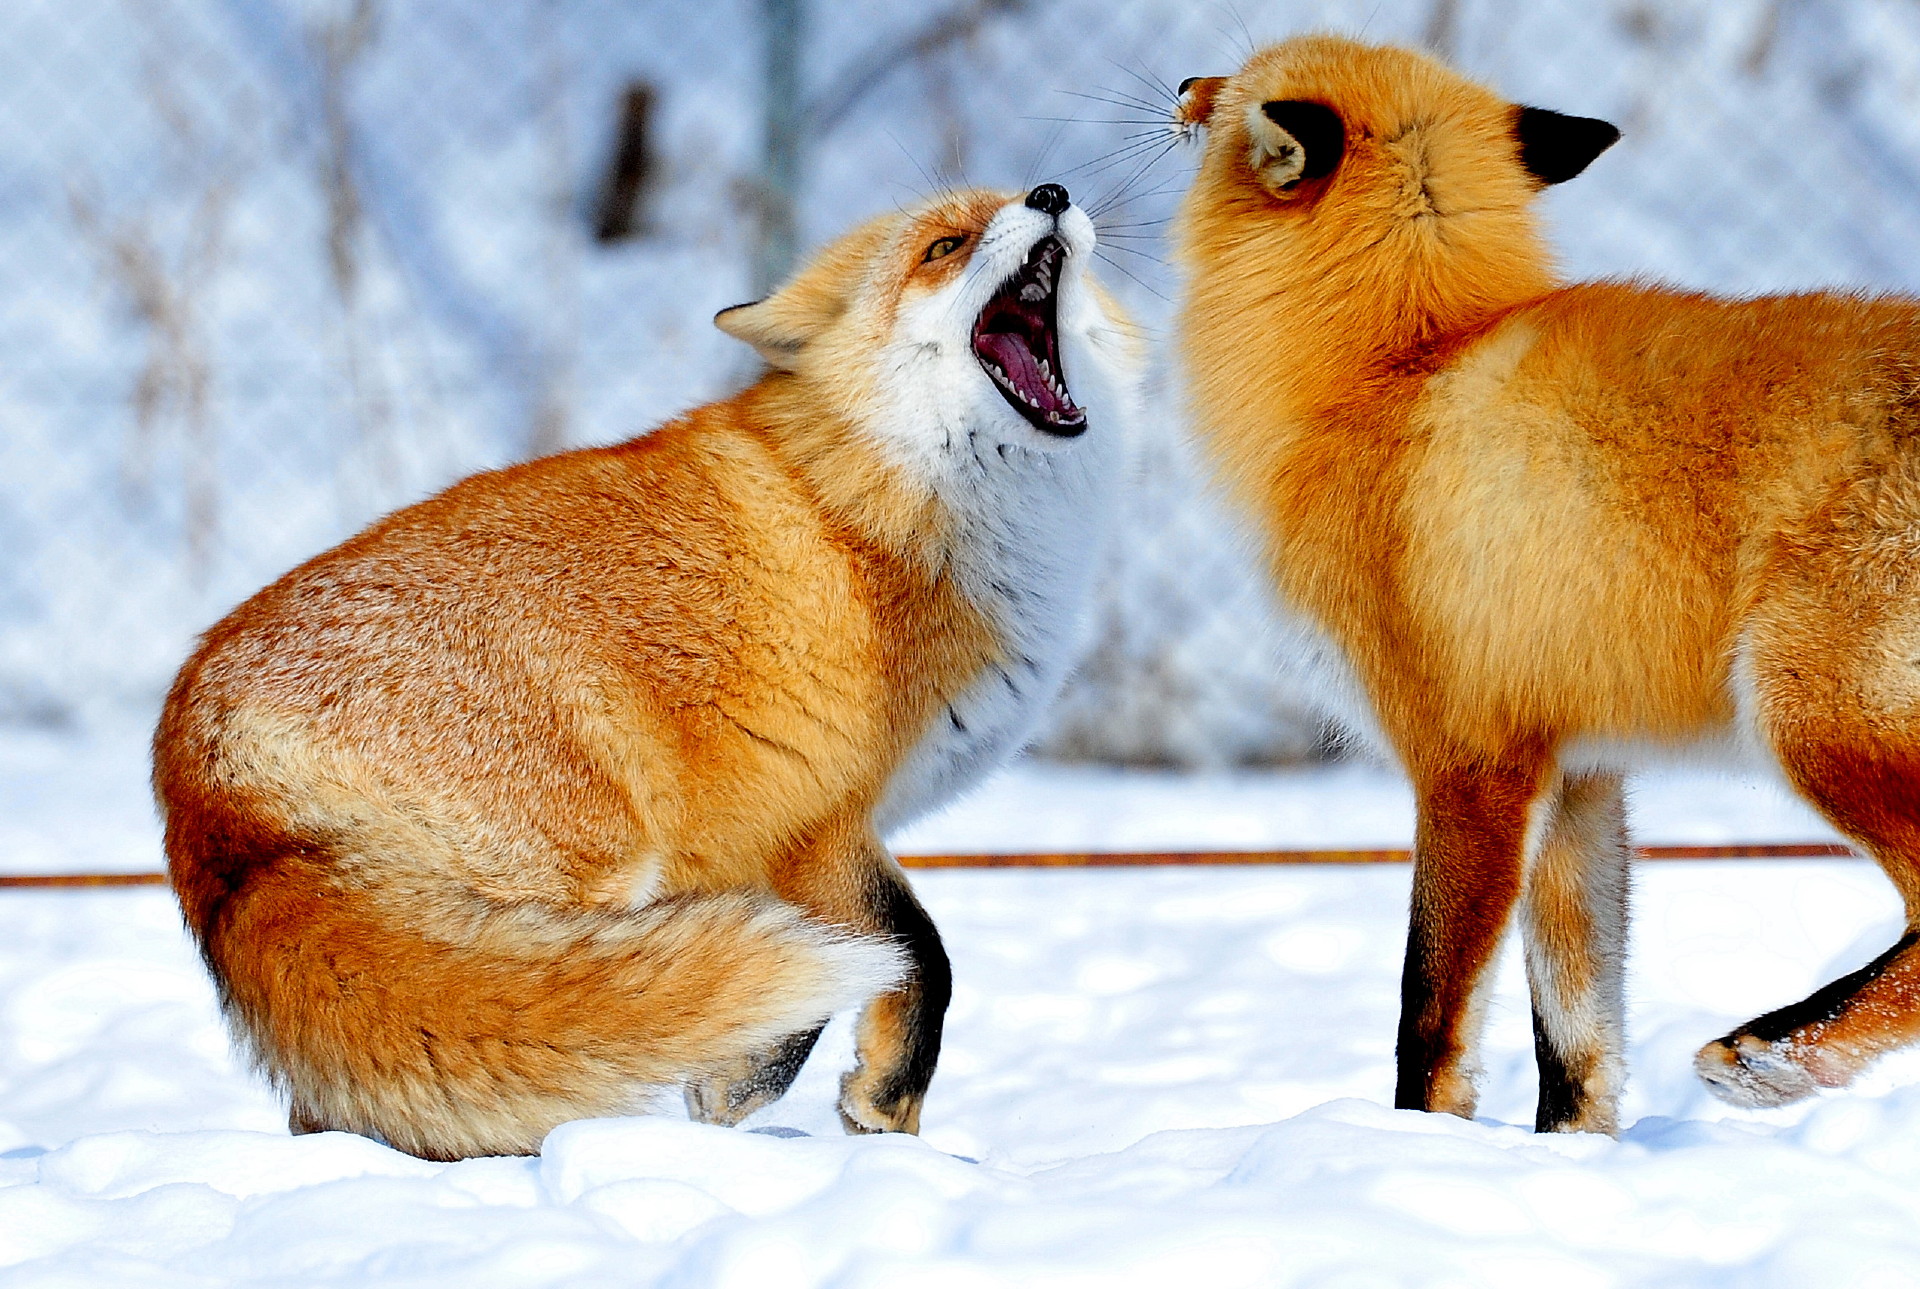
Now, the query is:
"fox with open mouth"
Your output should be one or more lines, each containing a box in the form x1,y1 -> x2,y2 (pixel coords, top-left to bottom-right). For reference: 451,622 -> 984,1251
154,185 -> 1138,1161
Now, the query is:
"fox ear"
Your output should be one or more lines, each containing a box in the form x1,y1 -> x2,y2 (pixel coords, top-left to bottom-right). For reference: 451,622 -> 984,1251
1246,100 -> 1344,196
715,217 -> 895,370
1514,106 -> 1620,185
714,269 -> 849,371
1176,76 -> 1226,128
714,297 -> 816,371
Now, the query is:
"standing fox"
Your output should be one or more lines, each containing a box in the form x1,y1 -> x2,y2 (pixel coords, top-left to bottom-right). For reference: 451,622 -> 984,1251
1174,36 -> 1920,1133
154,184 -> 1137,1160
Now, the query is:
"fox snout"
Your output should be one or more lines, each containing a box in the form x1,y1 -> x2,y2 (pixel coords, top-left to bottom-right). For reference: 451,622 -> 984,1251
972,195 -> 1087,438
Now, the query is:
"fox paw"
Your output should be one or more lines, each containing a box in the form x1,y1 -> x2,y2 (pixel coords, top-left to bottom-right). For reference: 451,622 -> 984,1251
685,1029 -> 823,1128
288,1103 -> 333,1136
837,1066 -> 923,1136
1694,1032 -> 1820,1108
684,1068 -> 765,1127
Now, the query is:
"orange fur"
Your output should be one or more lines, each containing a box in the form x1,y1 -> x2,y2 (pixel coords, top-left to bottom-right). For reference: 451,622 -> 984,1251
1174,35 -> 1920,1129
156,188 -> 1136,1158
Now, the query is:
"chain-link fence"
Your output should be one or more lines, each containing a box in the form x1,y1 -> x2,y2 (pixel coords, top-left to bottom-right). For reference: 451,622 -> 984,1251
5,0 -> 1920,765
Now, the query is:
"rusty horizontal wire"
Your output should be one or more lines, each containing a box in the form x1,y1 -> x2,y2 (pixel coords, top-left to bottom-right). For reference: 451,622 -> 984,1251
0,842 -> 1859,889
897,843 -> 1855,868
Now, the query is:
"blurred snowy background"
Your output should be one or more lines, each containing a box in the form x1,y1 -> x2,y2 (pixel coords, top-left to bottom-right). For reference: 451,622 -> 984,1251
8,0 -> 1920,767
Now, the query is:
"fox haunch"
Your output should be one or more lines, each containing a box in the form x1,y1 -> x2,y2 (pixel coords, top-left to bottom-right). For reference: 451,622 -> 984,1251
156,186 -> 1139,1160
1174,35 -> 1920,1132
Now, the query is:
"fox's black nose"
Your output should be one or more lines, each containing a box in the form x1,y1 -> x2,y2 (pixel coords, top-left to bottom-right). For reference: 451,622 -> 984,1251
1025,183 -> 1070,216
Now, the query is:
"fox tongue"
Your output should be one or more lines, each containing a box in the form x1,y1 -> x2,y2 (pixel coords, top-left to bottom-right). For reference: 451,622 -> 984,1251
977,332 -> 1073,415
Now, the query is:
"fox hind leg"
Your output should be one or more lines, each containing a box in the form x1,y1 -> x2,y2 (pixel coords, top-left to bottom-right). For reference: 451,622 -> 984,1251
288,1101 -> 332,1136
684,1025 -> 826,1127
1704,503 -> 1920,1106
1521,771 -> 1630,1133
1694,727 -> 1920,1105
1696,929 -> 1920,1107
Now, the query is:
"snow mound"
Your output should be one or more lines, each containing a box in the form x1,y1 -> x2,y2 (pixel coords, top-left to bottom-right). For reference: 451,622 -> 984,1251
6,1094 -> 1920,1285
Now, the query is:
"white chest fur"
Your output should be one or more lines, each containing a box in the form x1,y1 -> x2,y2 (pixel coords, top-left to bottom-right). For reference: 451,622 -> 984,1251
876,439 -> 1121,832
857,198 -> 1139,835
873,330 -> 1132,832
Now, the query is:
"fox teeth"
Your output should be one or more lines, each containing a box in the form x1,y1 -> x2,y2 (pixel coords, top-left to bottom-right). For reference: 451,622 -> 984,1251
990,364 -> 1034,405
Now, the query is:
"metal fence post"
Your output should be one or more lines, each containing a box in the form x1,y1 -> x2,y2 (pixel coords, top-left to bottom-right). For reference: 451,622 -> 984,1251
753,0 -> 805,296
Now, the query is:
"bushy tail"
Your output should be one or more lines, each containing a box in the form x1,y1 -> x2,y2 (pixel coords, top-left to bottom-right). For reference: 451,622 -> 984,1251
201,857 -> 903,1160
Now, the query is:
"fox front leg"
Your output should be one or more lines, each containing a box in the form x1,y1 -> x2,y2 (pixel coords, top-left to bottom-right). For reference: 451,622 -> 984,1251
836,870 -> 949,1134
1396,758 -> 1546,1118
776,833 -> 951,1135
683,862 -> 947,1133
1520,771 -> 1630,1133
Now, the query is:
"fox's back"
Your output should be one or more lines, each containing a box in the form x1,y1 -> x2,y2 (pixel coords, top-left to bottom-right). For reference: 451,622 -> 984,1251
1271,287 -> 1920,754
157,403 -> 915,914
1507,284 -> 1920,491
1411,286 -> 1920,623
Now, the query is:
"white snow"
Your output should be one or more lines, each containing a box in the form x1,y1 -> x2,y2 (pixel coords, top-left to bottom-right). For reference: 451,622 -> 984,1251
4,736 -> 1918,1285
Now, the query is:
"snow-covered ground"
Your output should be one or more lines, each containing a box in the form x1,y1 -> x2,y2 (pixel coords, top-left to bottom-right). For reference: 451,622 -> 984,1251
5,736 -> 1919,1284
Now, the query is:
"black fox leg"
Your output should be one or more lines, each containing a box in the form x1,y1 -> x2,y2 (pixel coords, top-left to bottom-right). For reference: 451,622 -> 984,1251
1397,757 -> 1547,1119
684,1025 -> 826,1127
774,830 -> 951,1136
1521,771 -> 1630,1133
834,869 -> 950,1135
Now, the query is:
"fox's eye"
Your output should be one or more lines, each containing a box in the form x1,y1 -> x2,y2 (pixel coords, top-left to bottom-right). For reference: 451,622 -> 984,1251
922,235 -> 967,263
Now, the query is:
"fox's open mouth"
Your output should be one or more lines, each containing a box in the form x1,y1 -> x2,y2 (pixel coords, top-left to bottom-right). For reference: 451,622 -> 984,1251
972,236 -> 1086,437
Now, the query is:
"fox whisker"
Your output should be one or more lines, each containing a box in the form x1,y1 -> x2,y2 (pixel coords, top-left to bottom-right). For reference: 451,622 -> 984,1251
1088,140 -> 1182,218
1107,58 -> 1183,112
1067,132 -> 1180,183
1059,88 -> 1169,118
1091,247 -> 1169,302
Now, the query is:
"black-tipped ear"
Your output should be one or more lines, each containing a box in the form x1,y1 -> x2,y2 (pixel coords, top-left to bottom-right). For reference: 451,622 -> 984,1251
1260,100 -> 1345,181
1514,106 -> 1619,185
1177,76 -> 1227,128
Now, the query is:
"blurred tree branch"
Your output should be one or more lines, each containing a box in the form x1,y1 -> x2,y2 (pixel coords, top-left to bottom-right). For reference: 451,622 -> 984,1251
806,0 -> 1027,137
